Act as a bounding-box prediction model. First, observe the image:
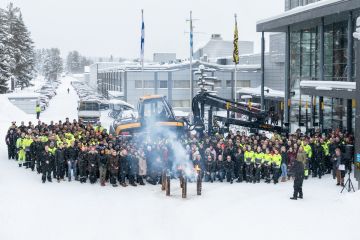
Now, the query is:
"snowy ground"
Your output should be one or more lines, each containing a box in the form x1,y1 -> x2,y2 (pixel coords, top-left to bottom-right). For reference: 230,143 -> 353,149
0,76 -> 359,240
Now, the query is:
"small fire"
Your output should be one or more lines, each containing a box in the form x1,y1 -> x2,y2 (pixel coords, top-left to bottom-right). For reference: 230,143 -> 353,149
194,165 -> 201,172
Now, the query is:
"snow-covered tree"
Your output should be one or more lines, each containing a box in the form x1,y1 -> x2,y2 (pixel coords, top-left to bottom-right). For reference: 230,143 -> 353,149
66,50 -> 93,73
4,3 -> 35,89
0,8 -> 13,93
43,48 -> 63,81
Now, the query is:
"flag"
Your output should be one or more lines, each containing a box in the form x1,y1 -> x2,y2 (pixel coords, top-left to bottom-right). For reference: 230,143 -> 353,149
140,9 -> 145,69
233,14 -> 239,64
190,18 -> 194,57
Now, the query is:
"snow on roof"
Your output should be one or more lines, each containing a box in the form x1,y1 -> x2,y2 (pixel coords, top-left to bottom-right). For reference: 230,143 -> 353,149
237,86 -> 285,98
257,0 -> 343,24
107,91 -> 124,98
300,80 -> 356,90
108,99 -> 134,109
7,92 -> 40,98
97,60 -> 260,72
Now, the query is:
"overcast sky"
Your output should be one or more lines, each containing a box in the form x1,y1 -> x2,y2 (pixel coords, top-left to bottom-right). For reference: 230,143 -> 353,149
1,0 -> 284,59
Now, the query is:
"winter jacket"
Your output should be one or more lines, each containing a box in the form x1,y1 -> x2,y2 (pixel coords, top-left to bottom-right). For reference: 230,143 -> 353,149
216,160 -> 225,172
224,160 -> 234,173
55,148 -> 66,166
109,155 -> 119,174
98,154 -> 109,168
291,160 -> 304,179
65,146 -> 77,161
205,160 -> 216,172
296,151 -> 307,166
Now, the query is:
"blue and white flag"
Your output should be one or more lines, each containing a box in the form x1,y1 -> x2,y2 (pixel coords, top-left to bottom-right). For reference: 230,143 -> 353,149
190,20 -> 193,57
140,9 -> 145,69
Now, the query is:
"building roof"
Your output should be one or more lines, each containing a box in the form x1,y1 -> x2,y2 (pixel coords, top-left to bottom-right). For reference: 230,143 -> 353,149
257,0 -> 360,32
237,86 -> 284,99
95,60 -> 261,73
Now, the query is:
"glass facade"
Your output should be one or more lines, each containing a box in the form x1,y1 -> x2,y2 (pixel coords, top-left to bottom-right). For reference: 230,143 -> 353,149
288,12 -> 358,131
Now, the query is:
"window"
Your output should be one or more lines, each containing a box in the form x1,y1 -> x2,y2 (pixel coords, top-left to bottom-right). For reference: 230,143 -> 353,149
172,100 -> 190,108
144,80 -> 154,88
226,80 -> 250,88
159,80 -> 168,89
135,80 -> 142,89
173,80 -> 190,88
135,80 -> 154,89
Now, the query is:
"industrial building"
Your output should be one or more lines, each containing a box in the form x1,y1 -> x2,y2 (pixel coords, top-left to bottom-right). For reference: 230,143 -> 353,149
88,33 -> 285,111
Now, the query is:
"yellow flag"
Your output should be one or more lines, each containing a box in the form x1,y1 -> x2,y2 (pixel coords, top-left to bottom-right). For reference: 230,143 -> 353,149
233,15 -> 239,64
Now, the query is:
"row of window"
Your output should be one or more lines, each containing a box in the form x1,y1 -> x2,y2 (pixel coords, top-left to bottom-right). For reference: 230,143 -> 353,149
134,80 -> 251,89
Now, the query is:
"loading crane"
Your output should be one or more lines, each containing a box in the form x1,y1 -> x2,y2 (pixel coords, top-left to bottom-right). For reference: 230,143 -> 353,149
190,65 -> 287,135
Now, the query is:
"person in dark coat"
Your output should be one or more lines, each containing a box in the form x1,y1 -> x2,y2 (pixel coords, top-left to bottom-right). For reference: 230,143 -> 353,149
204,155 -> 216,183
98,149 -> 109,186
234,148 -> 244,182
290,158 -> 304,200
224,155 -> 234,184
78,146 -> 88,183
65,142 -> 78,181
108,150 -> 119,187
333,148 -> 345,186
5,129 -> 17,160
216,155 -> 225,182
55,143 -> 66,182
312,142 -> 324,178
128,149 -> 139,187
87,147 -> 99,184
41,145 -> 54,183
119,149 -> 129,187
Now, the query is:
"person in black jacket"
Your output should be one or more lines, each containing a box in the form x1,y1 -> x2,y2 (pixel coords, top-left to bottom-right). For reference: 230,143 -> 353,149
98,149 -> 109,186
65,142 -> 78,181
55,143 -> 66,182
119,149 -> 129,187
204,155 -> 216,183
108,150 -> 119,187
224,155 -> 234,184
128,149 -> 139,187
234,148 -> 244,183
87,147 -> 99,184
78,146 -> 88,183
41,145 -> 54,183
216,155 -> 225,182
312,142 -> 324,179
5,128 -> 17,160
290,159 -> 304,200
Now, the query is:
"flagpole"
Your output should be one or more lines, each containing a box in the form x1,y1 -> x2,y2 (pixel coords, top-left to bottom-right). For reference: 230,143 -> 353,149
141,9 -> 145,96
234,14 -> 238,103
189,11 -> 193,113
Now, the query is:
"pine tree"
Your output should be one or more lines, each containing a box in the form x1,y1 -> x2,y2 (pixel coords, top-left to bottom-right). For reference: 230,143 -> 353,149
43,48 -> 63,81
5,3 -> 35,89
0,8 -> 12,93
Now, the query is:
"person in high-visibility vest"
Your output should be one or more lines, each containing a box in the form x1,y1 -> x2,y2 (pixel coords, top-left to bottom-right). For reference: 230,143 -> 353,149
36,104 -> 41,120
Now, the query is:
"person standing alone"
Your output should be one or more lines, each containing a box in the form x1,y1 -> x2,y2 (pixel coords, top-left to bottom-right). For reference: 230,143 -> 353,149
35,104 -> 41,120
290,157 -> 305,200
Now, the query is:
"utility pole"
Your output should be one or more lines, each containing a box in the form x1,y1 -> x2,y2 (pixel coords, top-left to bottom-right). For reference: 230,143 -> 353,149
189,11 -> 194,112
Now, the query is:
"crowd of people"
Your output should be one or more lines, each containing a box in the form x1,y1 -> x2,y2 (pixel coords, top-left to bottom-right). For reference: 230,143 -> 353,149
4,118 -> 354,199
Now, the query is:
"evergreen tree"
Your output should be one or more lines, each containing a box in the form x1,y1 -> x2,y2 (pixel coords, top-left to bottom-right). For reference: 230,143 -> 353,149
5,3 -> 35,89
66,50 -> 93,73
43,48 -> 63,81
0,8 -> 12,93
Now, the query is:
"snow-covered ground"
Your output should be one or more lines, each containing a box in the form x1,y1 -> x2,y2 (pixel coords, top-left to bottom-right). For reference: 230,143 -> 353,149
0,76 -> 359,240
